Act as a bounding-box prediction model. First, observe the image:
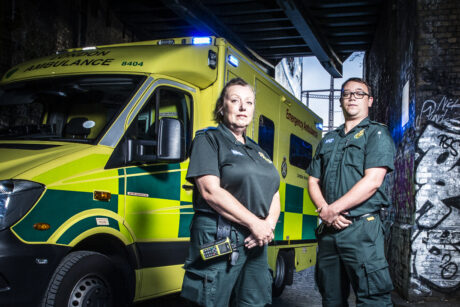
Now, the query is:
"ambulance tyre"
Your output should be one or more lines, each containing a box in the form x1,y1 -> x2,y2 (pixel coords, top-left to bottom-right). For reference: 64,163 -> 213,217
42,251 -> 127,307
272,251 -> 288,297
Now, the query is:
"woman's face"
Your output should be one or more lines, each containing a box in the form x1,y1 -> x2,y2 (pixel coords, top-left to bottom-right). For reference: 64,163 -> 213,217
221,84 -> 255,132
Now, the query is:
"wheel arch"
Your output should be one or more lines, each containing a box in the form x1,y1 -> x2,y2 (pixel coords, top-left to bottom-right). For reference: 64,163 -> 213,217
71,233 -> 138,303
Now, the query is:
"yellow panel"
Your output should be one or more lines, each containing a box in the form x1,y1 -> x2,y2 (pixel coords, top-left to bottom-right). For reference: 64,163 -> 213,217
283,212 -> 302,240
279,182 -> 286,212
180,161 -> 193,203
125,197 -> 180,240
136,265 -> 185,300
295,244 -> 317,271
303,188 -> 318,215
267,246 -> 279,273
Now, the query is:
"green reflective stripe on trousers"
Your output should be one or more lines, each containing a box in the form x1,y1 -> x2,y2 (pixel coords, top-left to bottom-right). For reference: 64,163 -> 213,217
13,190 -> 118,242
57,216 -> 120,245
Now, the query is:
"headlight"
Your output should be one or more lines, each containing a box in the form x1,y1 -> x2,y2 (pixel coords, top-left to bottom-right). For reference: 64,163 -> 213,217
0,180 -> 45,231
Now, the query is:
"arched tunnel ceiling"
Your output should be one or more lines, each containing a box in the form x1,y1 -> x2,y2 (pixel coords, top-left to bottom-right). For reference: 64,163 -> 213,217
111,0 -> 383,78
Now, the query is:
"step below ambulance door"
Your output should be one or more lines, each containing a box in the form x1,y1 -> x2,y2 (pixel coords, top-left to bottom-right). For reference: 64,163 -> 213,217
122,83 -> 194,273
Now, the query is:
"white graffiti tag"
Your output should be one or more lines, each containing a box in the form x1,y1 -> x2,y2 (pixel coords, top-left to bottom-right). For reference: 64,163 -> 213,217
418,96 -> 460,127
413,123 -> 460,290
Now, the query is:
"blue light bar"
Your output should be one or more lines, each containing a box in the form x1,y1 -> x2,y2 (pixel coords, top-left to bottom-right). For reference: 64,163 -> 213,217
192,37 -> 212,45
228,55 -> 239,67
316,122 -> 323,130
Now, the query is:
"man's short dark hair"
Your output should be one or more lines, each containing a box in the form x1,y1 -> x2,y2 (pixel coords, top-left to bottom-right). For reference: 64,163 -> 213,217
340,77 -> 372,97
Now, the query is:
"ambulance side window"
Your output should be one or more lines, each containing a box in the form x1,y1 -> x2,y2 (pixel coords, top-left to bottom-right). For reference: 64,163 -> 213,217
129,86 -> 192,154
289,134 -> 312,170
258,115 -> 274,160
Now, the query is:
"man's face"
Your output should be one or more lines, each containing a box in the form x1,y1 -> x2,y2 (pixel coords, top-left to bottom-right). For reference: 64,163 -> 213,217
340,81 -> 374,120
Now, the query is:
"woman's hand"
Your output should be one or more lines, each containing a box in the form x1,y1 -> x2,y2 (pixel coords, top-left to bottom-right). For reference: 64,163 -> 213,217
245,219 -> 274,248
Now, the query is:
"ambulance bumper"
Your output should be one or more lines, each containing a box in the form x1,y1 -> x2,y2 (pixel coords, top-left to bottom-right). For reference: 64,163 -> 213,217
0,229 -> 69,305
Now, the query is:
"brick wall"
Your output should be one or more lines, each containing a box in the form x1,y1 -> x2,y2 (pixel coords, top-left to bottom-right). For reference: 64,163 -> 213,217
366,0 -> 460,301
0,0 -> 134,76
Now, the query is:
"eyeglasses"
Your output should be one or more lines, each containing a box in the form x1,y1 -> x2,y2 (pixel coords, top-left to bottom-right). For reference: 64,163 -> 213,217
341,91 -> 369,99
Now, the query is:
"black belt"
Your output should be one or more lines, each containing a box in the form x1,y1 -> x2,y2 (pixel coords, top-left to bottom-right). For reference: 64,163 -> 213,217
345,212 -> 379,222
194,212 -> 232,239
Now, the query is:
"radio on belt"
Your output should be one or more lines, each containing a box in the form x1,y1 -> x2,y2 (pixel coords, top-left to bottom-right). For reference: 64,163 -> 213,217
199,237 -> 233,260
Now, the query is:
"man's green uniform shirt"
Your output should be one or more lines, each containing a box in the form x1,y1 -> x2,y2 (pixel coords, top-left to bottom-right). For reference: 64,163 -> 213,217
186,124 -> 280,218
307,117 -> 395,217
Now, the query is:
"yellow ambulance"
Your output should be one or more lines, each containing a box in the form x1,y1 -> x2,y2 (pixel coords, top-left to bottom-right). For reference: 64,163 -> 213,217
0,36 -> 323,306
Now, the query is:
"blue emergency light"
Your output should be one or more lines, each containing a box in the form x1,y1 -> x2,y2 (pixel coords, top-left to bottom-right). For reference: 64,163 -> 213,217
192,37 -> 212,45
316,122 -> 323,130
228,55 -> 239,67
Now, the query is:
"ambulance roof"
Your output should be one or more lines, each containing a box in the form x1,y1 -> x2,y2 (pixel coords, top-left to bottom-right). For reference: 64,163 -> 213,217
1,37 -> 219,89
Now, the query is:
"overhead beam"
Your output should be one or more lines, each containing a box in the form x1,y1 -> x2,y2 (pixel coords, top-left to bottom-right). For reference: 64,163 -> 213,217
277,0 -> 342,77
161,0 -> 275,73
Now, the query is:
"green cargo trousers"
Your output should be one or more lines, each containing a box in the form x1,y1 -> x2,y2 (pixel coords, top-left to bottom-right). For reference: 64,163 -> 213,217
181,213 -> 272,307
315,213 -> 393,307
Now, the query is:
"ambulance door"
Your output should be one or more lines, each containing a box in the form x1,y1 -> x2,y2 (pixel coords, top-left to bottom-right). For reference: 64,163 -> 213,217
122,82 -> 194,298
253,79 -> 280,164
277,99 -> 316,243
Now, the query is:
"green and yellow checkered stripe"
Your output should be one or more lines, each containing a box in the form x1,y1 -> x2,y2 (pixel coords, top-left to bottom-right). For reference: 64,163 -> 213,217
275,182 -> 318,241
123,162 -> 193,241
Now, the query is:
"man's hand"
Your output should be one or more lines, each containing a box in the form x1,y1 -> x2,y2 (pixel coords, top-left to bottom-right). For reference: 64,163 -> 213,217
331,215 -> 352,230
318,205 -> 341,225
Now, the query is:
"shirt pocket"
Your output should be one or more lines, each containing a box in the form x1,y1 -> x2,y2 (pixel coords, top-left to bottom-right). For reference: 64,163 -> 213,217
343,142 -> 364,175
319,146 -> 334,171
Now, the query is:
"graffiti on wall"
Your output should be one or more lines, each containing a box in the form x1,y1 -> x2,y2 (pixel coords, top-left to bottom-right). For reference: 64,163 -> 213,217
412,95 -> 460,293
416,96 -> 460,129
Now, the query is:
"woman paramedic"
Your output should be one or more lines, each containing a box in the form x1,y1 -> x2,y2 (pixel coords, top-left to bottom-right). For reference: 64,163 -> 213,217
180,78 -> 281,307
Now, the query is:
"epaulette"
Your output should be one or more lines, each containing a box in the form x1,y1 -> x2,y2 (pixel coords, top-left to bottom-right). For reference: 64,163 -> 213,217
194,126 -> 217,137
246,136 -> 258,145
370,120 -> 387,127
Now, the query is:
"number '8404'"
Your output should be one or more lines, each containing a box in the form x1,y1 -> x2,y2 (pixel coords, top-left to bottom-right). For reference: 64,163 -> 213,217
121,61 -> 143,66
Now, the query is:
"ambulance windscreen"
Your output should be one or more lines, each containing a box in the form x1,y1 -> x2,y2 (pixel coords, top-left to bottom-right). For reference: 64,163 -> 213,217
0,74 -> 145,143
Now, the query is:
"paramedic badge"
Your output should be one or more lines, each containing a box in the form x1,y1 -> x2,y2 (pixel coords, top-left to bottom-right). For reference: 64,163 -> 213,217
281,157 -> 287,178
354,129 -> 365,139
258,152 -> 272,163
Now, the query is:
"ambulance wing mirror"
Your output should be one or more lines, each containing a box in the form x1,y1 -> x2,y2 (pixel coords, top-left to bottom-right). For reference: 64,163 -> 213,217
126,118 -> 185,163
156,117 -> 186,162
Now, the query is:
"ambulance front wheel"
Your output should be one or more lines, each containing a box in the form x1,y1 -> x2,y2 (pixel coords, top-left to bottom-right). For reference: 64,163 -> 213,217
272,251 -> 288,297
42,251 -> 128,307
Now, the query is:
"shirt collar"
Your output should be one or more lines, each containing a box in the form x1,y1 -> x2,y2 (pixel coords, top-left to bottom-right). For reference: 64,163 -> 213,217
339,117 -> 370,137
218,124 -> 251,147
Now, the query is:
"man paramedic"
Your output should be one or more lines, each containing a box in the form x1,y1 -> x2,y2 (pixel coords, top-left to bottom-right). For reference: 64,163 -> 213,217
307,77 -> 395,306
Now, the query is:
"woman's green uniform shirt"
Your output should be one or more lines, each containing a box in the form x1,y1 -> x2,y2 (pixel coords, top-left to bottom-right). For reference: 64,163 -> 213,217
186,124 -> 280,218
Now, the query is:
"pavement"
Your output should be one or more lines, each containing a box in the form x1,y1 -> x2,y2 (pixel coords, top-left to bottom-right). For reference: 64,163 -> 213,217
134,267 -> 460,306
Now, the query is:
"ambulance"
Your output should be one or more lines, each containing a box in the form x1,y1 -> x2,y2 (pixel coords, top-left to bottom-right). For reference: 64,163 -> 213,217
0,36 -> 323,306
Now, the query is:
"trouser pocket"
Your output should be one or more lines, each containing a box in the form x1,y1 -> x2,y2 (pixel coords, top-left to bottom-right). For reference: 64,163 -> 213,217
181,268 -> 218,307
363,260 -> 393,295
